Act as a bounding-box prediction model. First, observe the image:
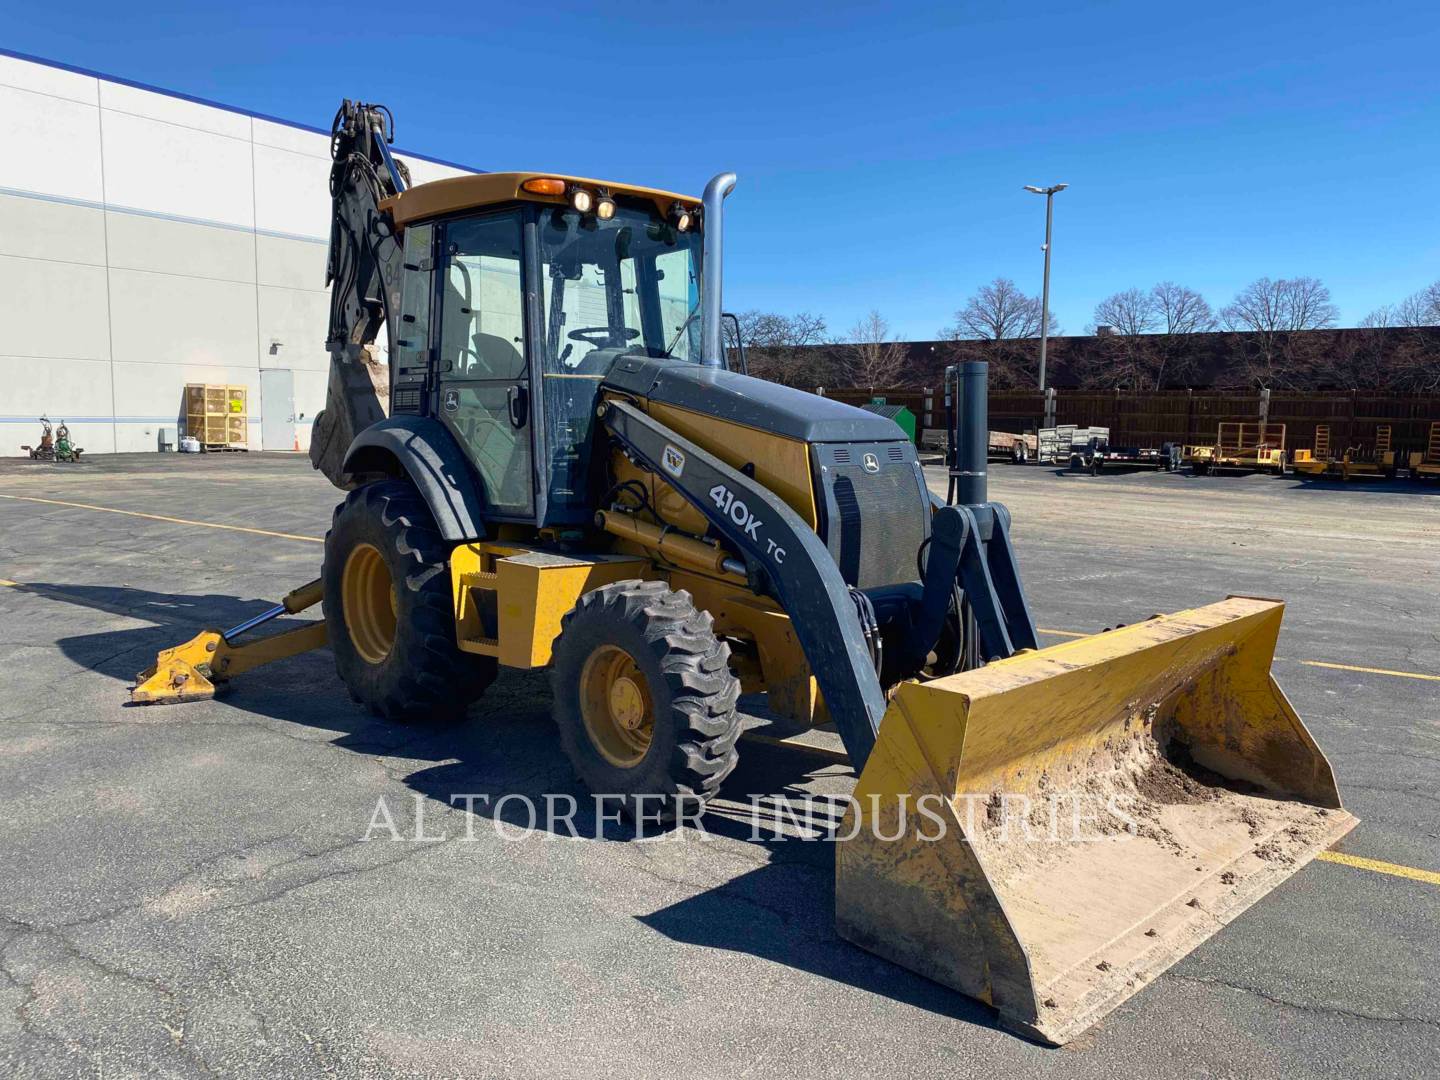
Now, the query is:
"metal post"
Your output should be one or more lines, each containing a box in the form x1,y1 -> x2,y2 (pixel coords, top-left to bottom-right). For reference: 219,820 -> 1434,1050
955,361 -> 989,506
1039,193 -> 1054,391
1044,387 -> 1057,430
1024,183 -> 1068,393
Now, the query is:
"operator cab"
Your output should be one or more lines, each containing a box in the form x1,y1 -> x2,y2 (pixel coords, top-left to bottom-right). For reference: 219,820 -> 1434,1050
384,173 -> 706,528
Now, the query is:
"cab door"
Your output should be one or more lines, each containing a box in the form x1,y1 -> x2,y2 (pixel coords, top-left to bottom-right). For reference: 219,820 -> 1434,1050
435,210 -> 535,519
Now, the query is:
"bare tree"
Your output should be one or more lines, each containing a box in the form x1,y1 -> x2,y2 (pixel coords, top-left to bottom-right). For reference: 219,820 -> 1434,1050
941,278 -> 1058,387
1355,293 -> 1440,391
1334,305 -> 1398,388
844,310 -> 908,388
1081,289 -> 1158,388
1150,282 -> 1215,387
1151,282 -> 1217,336
1220,277 -> 1338,387
944,277 -> 1055,341
733,311 -> 832,385
1221,276 -> 1338,335
1093,288 -> 1159,338
1393,280 -> 1440,327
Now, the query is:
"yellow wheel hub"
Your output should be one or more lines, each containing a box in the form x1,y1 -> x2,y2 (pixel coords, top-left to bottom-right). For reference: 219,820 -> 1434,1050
342,542 -> 397,665
579,645 -> 655,767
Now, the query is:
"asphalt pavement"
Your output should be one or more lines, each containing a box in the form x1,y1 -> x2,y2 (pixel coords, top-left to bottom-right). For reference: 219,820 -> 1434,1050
0,452 -> 1435,1078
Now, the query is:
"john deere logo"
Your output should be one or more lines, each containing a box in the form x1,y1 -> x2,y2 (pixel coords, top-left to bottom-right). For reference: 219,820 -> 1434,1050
862,453 -> 880,473
442,390 -> 459,413
662,445 -> 686,478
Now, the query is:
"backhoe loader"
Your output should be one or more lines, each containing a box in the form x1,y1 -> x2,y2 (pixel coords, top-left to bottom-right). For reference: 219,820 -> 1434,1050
134,101 -> 1355,1044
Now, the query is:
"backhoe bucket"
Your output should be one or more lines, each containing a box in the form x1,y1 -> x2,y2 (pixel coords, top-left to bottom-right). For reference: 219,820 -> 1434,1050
836,597 -> 1356,1045
132,630 -> 227,704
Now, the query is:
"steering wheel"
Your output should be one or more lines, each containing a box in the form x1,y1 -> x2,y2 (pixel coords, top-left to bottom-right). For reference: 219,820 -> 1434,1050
567,326 -> 639,348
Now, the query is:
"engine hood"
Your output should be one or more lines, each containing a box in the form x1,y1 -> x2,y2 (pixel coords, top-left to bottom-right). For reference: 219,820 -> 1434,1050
601,355 -> 907,444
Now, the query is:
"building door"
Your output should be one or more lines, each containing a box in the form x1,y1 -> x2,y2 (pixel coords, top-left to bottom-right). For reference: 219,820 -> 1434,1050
260,369 -> 296,451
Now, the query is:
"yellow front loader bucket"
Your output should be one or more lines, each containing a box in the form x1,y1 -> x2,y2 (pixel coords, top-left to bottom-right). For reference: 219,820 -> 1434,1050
836,597 -> 1356,1045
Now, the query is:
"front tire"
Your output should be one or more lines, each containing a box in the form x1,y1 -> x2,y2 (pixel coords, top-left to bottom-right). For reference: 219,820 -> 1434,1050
551,580 -> 740,818
324,480 -> 495,723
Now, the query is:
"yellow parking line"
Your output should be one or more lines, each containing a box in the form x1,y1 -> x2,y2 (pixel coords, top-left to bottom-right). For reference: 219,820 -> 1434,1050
0,494 -> 323,544
1037,627 -> 1087,638
1300,660 -> 1440,683
1317,851 -> 1440,887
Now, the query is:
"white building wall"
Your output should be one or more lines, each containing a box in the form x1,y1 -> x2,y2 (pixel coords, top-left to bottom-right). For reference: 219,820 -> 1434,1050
0,52 -> 472,454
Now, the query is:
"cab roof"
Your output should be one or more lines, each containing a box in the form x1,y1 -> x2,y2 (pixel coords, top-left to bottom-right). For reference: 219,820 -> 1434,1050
384,171 -> 700,227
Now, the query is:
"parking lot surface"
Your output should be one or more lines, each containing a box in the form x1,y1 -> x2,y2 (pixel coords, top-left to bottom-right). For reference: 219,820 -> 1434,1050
0,453 -> 1436,1078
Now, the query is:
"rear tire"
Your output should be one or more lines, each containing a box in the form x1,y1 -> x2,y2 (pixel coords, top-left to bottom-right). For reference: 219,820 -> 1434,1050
324,480 -> 496,723
551,580 -> 740,819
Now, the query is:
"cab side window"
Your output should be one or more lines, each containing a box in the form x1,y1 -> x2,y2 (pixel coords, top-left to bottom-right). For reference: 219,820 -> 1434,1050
440,214 -> 526,381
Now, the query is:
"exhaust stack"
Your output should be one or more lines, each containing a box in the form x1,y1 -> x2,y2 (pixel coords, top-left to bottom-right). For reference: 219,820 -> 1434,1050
700,172 -> 738,368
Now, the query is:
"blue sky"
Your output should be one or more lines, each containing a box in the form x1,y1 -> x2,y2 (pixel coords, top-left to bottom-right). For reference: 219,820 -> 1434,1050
11,1 -> 1440,339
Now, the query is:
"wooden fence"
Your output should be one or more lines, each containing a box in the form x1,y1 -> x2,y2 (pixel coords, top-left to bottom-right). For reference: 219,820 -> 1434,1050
821,387 -> 1440,455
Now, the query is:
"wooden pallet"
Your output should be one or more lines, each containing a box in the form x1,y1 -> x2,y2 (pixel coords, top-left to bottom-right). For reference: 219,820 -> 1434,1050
201,444 -> 249,453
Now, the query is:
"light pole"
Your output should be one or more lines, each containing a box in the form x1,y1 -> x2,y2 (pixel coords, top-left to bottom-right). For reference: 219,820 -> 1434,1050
1023,183 -> 1067,392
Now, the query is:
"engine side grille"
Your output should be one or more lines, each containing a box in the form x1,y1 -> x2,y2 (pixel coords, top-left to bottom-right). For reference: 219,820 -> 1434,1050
812,441 -> 929,589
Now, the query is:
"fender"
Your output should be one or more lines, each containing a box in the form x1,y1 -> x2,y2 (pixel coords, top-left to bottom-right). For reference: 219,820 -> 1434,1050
342,416 -> 486,541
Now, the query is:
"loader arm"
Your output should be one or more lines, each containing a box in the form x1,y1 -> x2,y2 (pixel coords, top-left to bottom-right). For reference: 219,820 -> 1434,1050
601,380 -> 1042,767
602,399 -> 890,766
309,101 -> 409,488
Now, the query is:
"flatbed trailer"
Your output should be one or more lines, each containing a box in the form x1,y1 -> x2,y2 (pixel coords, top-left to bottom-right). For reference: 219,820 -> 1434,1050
987,430 -> 1038,464
1038,425 -> 1108,465
1182,443 -> 1215,471
1068,439 -> 1180,474
1405,421 -> 1440,479
1293,424 -> 1396,481
1101,443 -> 1181,470
1195,422 -> 1287,475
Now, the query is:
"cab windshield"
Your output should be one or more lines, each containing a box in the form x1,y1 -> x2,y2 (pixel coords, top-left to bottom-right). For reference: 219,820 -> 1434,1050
538,204 -> 703,372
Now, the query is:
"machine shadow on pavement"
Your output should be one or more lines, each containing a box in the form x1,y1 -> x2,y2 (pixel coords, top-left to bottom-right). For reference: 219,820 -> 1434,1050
39,580 -> 1006,1036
